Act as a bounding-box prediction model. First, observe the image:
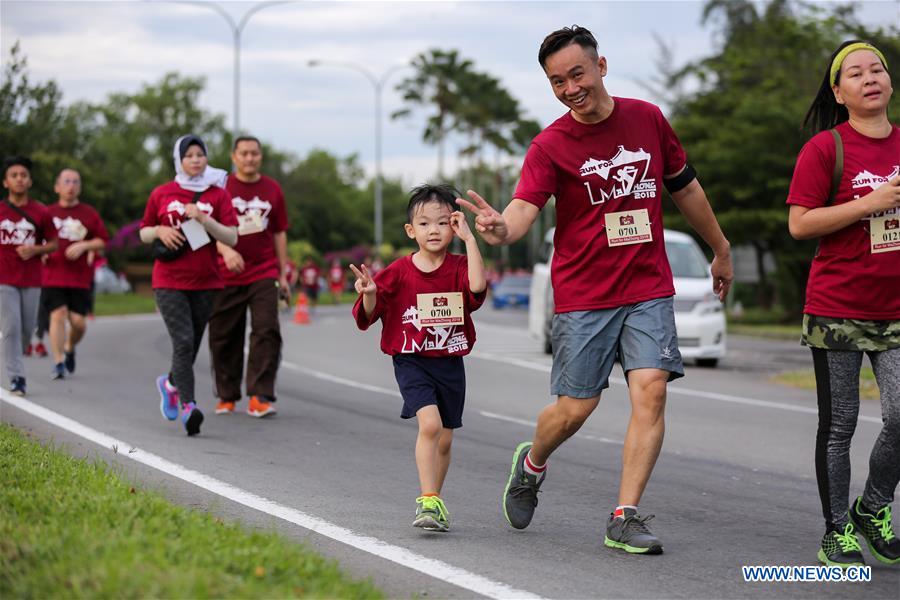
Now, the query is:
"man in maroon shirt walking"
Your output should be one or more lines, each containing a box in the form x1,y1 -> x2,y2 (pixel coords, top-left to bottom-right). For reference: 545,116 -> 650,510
208,136 -> 290,418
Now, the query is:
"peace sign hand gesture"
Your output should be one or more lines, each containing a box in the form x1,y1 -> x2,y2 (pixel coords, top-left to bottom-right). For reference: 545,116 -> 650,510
456,189 -> 508,246
349,263 -> 377,297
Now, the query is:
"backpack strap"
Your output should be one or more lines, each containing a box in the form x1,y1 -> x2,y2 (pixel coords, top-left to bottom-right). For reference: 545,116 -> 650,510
826,128 -> 843,207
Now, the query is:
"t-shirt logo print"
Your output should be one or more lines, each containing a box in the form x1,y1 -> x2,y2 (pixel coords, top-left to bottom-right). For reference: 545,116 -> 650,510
853,165 -> 899,194
400,305 -> 469,354
0,218 -> 36,245
579,146 -> 656,205
53,216 -> 86,241
232,195 -> 272,228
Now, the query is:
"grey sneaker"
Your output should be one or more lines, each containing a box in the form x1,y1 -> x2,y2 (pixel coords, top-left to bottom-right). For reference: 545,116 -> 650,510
604,508 -> 663,554
502,442 -> 544,529
413,496 -> 449,532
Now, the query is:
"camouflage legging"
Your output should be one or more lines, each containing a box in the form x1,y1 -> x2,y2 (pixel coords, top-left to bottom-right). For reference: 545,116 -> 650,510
812,347 -> 900,532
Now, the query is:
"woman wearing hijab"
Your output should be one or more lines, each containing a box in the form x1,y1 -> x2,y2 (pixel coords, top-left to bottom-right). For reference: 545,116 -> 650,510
140,135 -> 238,436
787,41 -> 900,567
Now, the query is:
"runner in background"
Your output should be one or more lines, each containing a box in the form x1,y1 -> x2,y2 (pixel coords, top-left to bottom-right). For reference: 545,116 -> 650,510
208,136 -> 289,418
42,168 -> 109,380
1,156 -> 57,396
328,258 -> 344,304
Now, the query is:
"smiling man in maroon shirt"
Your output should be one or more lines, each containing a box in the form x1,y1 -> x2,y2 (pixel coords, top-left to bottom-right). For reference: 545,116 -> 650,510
459,25 -> 733,555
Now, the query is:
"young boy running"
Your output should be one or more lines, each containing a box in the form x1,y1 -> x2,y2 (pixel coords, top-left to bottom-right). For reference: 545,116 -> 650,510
351,184 -> 486,532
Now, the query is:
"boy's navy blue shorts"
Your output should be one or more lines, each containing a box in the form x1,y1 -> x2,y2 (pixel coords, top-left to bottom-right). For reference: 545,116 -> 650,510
392,354 -> 466,429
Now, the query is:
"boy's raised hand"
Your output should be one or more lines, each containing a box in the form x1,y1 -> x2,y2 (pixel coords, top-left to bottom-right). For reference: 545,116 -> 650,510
450,211 -> 473,242
349,264 -> 376,296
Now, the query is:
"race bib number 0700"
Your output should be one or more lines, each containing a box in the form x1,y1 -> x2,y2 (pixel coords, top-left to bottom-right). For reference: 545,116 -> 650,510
604,209 -> 653,247
417,292 -> 464,326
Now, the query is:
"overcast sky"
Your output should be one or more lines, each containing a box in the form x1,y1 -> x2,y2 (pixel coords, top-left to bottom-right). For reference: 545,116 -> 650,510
2,0 -> 897,184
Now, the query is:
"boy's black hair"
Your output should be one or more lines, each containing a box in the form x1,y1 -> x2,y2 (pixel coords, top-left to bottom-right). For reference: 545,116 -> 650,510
538,25 -> 599,68
2,155 -> 33,179
803,40 -> 889,133
407,183 -> 460,222
233,135 -> 262,151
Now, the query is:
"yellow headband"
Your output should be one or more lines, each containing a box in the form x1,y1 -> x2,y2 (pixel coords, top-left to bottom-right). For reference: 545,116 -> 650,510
830,42 -> 889,85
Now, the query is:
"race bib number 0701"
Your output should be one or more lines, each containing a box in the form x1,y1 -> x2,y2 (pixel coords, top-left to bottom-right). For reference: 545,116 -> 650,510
604,209 -> 652,247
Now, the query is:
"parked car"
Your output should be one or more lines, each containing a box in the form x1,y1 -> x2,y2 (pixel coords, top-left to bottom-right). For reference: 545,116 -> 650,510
94,264 -> 132,294
492,274 -> 532,309
528,227 -> 726,366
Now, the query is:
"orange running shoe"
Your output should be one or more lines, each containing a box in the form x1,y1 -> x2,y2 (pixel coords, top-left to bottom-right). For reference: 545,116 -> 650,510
215,400 -> 236,415
247,395 -> 276,418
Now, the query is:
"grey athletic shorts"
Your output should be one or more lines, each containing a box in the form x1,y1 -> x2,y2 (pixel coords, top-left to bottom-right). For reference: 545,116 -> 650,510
550,296 -> 684,399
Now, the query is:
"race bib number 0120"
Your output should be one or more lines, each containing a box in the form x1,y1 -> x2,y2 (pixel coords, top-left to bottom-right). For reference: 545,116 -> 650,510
870,213 -> 900,254
417,292 -> 464,326
604,209 -> 652,247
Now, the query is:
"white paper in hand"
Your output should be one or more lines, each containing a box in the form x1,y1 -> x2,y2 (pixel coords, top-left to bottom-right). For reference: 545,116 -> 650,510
181,218 -> 210,250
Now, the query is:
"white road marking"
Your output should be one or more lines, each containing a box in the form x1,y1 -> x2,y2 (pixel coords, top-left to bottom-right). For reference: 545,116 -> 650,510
0,391 -> 542,600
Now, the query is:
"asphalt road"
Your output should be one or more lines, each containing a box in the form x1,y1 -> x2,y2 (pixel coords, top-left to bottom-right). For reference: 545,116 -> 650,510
2,304 -> 898,599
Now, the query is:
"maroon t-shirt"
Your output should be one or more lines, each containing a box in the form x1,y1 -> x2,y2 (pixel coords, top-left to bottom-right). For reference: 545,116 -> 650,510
787,122 -> 900,320
218,174 -> 288,286
141,182 -> 238,290
514,98 -> 686,312
352,254 -> 486,357
0,198 -> 55,288
42,202 -> 109,289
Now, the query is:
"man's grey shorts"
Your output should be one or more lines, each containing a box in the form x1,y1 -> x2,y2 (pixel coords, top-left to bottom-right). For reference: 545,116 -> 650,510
550,296 -> 684,399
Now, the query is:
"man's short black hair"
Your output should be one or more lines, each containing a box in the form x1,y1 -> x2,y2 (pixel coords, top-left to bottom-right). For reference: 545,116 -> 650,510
233,136 -> 262,151
2,155 -> 33,179
538,25 -> 599,68
407,184 -> 460,223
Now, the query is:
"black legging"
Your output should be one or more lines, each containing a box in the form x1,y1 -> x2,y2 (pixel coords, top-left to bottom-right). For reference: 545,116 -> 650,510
812,347 -> 900,533
155,289 -> 214,405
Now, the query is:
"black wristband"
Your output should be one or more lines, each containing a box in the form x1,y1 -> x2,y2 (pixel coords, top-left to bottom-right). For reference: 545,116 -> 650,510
663,164 -> 697,194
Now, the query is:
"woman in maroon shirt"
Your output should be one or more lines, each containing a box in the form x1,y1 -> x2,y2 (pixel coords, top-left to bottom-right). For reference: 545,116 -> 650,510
787,41 -> 900,568
140,135 -> 238,436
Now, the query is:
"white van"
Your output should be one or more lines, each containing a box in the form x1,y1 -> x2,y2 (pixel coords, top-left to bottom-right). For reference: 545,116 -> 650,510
528,227 -> 726,366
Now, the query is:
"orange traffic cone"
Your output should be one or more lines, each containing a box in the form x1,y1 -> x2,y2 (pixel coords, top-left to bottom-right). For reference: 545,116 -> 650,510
293,292 -> 311,325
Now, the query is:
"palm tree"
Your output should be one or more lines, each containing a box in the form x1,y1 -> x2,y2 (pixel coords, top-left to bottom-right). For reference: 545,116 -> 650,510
392,49 -> 474,178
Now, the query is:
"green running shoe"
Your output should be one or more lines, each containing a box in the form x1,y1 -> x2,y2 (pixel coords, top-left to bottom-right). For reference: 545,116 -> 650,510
502,442 -> 544,529
413,496 -> 449,532
817,522 -> 865,568
849,497 -> 900,564
604,508 -> 663,554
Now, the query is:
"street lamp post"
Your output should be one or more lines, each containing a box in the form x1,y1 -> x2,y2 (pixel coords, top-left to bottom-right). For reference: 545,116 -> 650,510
161,1 -> 291,142
308,60 -> 408,250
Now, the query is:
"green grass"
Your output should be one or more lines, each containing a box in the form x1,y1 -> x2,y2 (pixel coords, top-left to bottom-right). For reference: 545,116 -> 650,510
772,367 -> 879,400
93,293 -> 157,316
0,424 -> 383,599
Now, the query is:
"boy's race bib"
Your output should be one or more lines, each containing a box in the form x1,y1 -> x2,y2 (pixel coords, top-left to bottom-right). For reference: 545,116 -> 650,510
605,209 -> 652,247
417,292 -> 464,326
